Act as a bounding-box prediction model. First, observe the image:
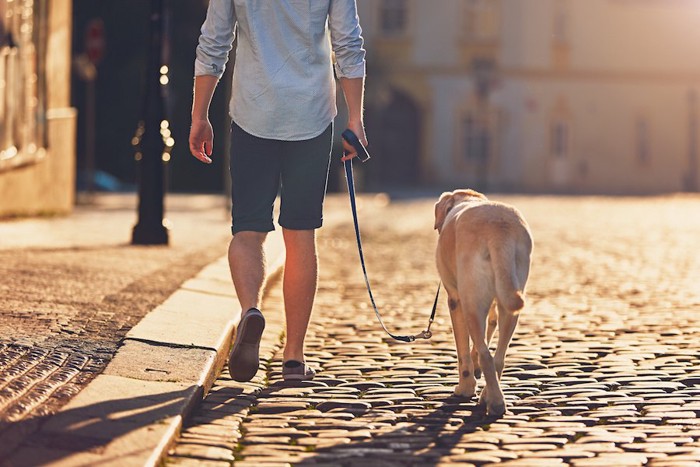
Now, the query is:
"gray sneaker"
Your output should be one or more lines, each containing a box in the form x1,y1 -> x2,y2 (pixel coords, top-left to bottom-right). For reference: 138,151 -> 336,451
228,308 -> 265,382
282,360 -> 316,381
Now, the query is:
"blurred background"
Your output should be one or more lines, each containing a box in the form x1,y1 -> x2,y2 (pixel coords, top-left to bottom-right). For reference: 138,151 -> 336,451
2,0 -> 700,217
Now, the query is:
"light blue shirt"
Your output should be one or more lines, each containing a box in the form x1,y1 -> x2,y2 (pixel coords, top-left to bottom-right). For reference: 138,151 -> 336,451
195,0 -> 366,141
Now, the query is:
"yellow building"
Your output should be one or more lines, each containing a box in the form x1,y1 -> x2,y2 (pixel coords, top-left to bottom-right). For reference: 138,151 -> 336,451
0,0 -> 75,216
358,0 -> 700,194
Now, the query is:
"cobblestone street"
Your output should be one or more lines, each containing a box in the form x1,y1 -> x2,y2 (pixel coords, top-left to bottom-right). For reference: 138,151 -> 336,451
167,194 -> 700,466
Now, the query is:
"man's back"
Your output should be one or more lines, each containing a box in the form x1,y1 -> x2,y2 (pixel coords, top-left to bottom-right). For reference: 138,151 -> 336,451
196,0 -> 365,141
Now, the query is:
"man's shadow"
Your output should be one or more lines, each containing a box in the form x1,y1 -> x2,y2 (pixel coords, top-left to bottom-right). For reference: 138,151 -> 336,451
0,385 -> 249,466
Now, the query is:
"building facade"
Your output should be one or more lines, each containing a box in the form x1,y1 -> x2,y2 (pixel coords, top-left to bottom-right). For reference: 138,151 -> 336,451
357,0 -> 700,194
0,0 -> 75,216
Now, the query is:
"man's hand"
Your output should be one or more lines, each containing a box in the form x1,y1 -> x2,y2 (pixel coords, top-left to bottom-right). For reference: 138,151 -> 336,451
341,120 -> 368,162
189,118 -> 214,164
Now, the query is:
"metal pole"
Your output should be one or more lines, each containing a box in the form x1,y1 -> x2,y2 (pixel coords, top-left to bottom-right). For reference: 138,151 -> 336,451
687,90 -> 698,192
132,0 -> 169,245
85,76 -> 95,199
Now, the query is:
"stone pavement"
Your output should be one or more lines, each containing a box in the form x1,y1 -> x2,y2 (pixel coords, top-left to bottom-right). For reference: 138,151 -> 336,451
166,194 -> 700,466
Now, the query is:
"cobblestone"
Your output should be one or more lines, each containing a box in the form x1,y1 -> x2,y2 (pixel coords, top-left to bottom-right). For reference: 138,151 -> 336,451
167,195 -> 700,465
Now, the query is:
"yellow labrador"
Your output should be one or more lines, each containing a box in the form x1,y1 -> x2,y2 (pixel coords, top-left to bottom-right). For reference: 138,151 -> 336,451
434,189 -> 533,417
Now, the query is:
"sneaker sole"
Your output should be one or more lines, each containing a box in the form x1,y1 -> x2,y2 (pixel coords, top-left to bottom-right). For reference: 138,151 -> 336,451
228,311 -> 265,382
282,374 -> 314,381
282,366 -> 316,382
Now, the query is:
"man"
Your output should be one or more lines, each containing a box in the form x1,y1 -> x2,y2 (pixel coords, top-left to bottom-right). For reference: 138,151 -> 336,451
189,0 -> 367,382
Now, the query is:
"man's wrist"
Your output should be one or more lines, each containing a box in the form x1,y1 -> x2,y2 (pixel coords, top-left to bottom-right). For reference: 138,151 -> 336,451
347,116 -> 364,126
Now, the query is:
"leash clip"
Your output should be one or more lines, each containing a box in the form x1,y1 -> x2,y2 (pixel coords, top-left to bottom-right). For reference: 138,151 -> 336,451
413,318 -> 435,340
414,330 -> 432,340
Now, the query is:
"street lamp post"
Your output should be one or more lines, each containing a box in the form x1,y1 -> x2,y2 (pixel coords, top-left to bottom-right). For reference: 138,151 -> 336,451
686,90 -> 699,192
132,0 -> 169,245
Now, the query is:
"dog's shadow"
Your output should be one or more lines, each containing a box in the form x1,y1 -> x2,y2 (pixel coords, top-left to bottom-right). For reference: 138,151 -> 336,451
271,384 -> 499,466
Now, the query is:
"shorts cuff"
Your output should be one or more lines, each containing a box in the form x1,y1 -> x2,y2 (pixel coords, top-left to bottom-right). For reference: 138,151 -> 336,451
231,222 -> 275,235
279,217 -> 323,231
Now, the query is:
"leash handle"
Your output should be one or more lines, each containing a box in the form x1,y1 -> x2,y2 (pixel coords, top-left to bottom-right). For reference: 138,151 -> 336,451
343,156 -> 439,343
341,129 -> 371,163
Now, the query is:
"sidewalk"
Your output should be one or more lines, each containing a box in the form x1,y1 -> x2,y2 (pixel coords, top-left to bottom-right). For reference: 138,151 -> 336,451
4,241 -> 286,466
0,193 -> 295,465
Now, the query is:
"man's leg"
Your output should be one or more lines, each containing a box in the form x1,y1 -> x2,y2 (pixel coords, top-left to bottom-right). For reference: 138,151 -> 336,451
277,124 -> 332,366
228,231 -> 268,313
281,228 -> 317,363
228,121 -> 281,312
272,124 -> 332,378
226,123 -> 280,382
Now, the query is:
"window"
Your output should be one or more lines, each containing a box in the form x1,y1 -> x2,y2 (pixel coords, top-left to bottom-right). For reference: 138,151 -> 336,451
463,114 -> 491,163
0,0 -> 47,171
551,121 -> 569,158
636,117 -> 650,166
465,0 -> 500,41
380,0 -> 407,35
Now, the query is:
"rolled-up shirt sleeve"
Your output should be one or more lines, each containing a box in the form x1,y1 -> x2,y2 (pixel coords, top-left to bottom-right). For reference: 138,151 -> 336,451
329,0 -> 366,79
194,0 -> 236,78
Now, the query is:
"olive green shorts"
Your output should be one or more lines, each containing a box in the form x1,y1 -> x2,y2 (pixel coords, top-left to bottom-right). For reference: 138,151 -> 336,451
229,121 -> 333,234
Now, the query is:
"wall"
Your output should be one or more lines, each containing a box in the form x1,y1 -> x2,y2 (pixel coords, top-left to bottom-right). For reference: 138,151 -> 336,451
357,0 -> 700,194
0,0 -> 76,216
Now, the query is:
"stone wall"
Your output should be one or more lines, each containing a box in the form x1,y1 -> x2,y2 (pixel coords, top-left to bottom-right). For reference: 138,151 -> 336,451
0,0 -> 76,217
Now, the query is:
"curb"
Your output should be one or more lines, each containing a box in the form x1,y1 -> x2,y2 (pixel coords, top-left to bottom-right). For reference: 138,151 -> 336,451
6,230 -> 286,467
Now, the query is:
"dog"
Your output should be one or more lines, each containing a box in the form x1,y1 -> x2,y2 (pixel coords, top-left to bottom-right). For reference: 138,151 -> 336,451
434,189 -> 533,417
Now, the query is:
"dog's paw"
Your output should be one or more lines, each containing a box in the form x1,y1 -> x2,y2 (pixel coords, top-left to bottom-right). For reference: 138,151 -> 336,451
478,386 -> 507,418
487,401 -> 507,418
453,384 -> 476,399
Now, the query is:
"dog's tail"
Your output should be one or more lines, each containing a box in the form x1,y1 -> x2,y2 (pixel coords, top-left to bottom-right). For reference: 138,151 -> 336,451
488,237 -> 525,312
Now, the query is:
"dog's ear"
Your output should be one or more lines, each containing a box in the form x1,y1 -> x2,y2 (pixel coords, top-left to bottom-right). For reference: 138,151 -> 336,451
434,192 -> 455,232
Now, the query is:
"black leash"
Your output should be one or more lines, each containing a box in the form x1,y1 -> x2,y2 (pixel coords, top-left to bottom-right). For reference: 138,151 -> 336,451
341,129 -> 439,343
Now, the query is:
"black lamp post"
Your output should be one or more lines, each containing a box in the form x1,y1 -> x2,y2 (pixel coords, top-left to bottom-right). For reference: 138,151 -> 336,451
132,0 -> 170,245
686,90 -> 699,192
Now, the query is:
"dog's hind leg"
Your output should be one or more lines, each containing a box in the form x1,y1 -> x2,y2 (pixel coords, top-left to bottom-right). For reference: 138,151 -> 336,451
463,295 -> 506,417
472,301 -> 497,379
494,304 -> 519,379
447,295 -> 476,398
491,233 -> 529,379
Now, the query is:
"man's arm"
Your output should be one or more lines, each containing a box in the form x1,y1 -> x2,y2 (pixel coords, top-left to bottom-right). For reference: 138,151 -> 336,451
190,0 -> 236,163
189,75 -> 218,164
339,76 -> 367,161
329,0 -> 367,160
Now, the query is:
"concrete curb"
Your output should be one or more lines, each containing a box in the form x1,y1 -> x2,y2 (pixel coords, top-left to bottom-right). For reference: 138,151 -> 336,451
6,230 -> 286,467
